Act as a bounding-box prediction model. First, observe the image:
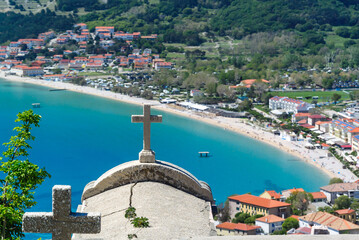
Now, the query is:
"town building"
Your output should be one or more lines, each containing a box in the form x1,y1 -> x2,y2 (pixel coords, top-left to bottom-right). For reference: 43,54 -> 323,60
190,89 -> 203,97
255,215 -> 285,234
315,121 -> 331,133
299,212 -> 359,234
334,209 -> 356,223
320,182 -> 359,204
287,226 -> 311,235
216,222 -> 261,236
11,65 -> 43,77
308,115 -> 329,126
310,192 -> 327,202
74,23 -> 87,30
292,112 -> 311,123
259,190 -> 283,201
228,194 -> 291,219
353,135 -> 359,151
154,61 -> 172,70
329,119 -> 359,145
269,96 -> 314,114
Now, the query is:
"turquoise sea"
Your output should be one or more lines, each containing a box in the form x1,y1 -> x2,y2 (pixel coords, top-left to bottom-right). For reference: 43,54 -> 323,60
0,78 -> 329,239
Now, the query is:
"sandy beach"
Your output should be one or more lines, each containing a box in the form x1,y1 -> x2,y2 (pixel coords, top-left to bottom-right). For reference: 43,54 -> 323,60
2,73 -> 358,183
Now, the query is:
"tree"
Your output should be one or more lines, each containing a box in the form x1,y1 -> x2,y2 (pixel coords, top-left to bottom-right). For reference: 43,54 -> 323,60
218,200 -> 230,222
282,217 -> 299,232
332,93 -> 342,103
0,110 -> 51,239
318,206 -> 335,214
335,195 -> 351,210
329,177 -> 343,185
286,191 -> 313,215
350,199 -> 359,211
238,99 -> 252,111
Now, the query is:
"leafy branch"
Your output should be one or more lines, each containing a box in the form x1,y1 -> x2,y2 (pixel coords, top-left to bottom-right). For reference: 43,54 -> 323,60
0,110 -> 51,240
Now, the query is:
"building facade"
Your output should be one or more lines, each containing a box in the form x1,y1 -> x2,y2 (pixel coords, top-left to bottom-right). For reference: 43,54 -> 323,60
228,194 -> 291,219
216,222 -> 261,236
320,182 -> 359,204
269,96 -> 314,114
255,215 -> 285,234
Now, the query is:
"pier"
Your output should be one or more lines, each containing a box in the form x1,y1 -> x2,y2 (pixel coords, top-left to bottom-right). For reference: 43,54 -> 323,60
32,103 -> 40,108
49,89 -> 66,91
199,152 -> 209,157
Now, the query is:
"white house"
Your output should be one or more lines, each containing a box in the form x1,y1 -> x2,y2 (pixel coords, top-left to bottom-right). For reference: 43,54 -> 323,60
255,215 -> 285,234
320,182 -> 359,204
269,96 -> 314,114
190,90 -> 203,97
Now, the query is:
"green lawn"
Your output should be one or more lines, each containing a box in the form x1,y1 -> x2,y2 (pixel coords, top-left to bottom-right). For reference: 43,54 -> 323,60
254,105 -> 270,113
271,90 -> 350,102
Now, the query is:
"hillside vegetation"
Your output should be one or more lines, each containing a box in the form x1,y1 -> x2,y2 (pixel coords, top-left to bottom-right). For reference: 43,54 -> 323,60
4,0 -> 359,93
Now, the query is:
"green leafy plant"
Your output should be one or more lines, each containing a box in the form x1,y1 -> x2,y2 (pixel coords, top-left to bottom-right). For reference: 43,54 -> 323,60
131,217 -> 150,228
0,110 -> 51,240
125,207 -> 137,219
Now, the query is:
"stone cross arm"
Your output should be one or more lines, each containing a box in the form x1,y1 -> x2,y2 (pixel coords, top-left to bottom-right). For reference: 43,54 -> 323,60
131,115 -> 162,123
22,185 -> 101,240
22,212 -> 101,234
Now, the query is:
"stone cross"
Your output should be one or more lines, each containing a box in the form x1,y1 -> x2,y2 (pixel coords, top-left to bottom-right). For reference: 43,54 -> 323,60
22,185 -> 101,240
131,104 -> 162,163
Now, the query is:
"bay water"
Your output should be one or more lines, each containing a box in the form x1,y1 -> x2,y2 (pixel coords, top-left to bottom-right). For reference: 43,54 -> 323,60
0,79 -> 329,238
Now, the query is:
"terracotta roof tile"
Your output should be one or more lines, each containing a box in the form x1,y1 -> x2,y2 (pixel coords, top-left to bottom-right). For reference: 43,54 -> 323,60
228,194 -> 290,208
310,192 -> 327,200
216,222 -> 261,231
289,215 -> 300,220
300,212 -> 359,231
256,215 -> 285,223
335,209 -> 355,215
266,190 -> 282,199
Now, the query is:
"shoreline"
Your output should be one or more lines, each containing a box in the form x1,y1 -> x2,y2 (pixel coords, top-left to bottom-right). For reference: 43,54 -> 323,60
2,73 -> 357,183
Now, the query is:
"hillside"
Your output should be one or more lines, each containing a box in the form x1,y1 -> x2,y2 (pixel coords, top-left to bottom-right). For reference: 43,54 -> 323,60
2,0 -> 359,43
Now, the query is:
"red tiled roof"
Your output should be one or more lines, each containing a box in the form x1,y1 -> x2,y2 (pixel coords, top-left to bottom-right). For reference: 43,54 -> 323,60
289,215 -> 300,220
216,222 -> 261,231
316,121 -> 331,125
310,192 -> 327,200
228,194 -> 290,208
309,115 -> 326,119
335,209 -> 355,215
298,119 -> 307,124
265,190 -> 282,199
241,79 -> 269,85
256,215 -> 285,223
13,65 -> 41,70
300,124 -> 315,129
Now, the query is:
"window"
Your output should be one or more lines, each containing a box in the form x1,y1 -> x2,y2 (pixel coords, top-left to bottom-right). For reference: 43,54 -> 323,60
236,207 -> 239,211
